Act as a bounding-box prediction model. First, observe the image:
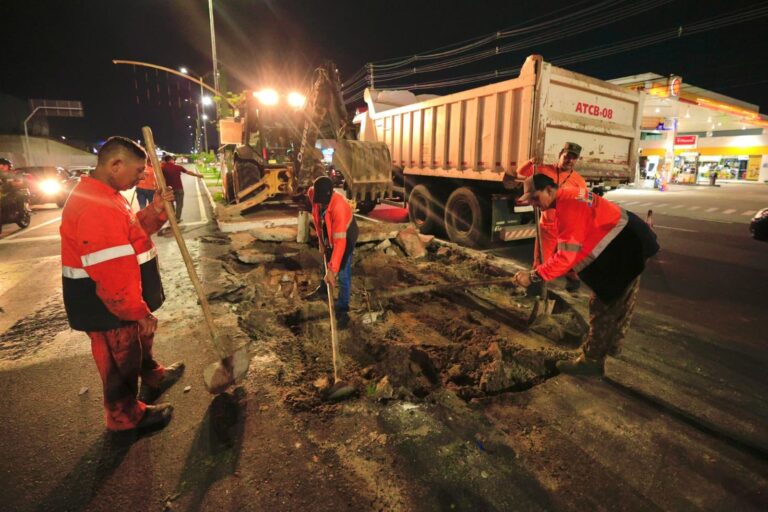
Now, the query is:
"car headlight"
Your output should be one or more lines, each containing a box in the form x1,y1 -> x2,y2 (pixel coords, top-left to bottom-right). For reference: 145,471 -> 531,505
40,179 -> 62,195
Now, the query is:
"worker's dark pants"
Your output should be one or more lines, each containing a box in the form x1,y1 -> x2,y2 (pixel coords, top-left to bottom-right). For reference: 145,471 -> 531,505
88,324 -> 166,431
336,251 -> 353,313
136,188 -> 155,210
316,250 -> 353,313
173,190 -> 185,221
583,277 -> 641,361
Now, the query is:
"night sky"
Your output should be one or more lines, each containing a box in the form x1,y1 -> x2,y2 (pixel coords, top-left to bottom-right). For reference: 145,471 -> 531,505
2,0 -> 767,152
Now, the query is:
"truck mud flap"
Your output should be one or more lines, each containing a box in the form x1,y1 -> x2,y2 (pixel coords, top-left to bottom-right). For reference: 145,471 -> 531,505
332,140 -> 392,202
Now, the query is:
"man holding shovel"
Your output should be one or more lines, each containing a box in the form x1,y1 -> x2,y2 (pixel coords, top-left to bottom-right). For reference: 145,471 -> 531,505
306,176 -> 358,329
512,174 -> 659,376
61,137 -> 184,432
509,142 -> 587,292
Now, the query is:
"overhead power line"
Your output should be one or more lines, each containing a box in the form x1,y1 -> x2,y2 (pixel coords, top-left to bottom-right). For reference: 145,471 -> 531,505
344,3 -> 768,101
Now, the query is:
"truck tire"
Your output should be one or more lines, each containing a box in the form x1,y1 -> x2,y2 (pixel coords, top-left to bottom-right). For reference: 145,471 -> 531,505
408,184 -> 442,234
444,187 -> 488,248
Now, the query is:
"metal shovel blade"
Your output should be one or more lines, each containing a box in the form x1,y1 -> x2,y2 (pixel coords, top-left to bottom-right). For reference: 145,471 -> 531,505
203,339 -> 250,394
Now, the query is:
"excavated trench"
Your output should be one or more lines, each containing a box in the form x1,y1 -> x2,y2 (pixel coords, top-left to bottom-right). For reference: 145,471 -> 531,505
226,236 -> 587,410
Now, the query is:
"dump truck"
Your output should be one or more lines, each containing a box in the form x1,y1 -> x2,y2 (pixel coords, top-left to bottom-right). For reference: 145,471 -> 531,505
353,55 -> 645,247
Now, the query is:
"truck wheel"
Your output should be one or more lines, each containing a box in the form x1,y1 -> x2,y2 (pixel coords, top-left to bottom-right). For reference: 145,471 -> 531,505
444,187 -> 488,248
408,184 -> 442,234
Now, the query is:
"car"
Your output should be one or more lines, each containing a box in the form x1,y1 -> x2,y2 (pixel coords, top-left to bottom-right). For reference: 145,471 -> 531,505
66,166 -> 94,178
15,166 -> 76,207
750,208 -> 768,241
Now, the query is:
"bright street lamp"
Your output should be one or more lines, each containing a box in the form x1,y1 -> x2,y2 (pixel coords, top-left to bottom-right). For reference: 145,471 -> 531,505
202,114 -> 209,121
201,95 -> 213,106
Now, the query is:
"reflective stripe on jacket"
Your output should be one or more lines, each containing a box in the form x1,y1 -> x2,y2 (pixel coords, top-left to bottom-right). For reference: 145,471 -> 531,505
308,187 -> 355,273
60,176 -> 167,331
535,187 -> 626,281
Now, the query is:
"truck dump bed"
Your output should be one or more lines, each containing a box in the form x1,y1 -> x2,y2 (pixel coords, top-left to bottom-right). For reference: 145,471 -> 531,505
355,55 -> 644,185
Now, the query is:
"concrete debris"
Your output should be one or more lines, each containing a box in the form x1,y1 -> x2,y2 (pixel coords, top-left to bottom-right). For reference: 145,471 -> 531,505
436,247 -> 450,257
313,376 -> 330,390
229,232 -> 257,250
248,226 -> 298,242
236,250 -> 279,265
374,376 -> 395,400
395,227 -> 427,259
418,233 -> 435,244
360,310 -> 384,324
78,386 -> 88,396
373,239 -> 392,252
183,385 -> 192,393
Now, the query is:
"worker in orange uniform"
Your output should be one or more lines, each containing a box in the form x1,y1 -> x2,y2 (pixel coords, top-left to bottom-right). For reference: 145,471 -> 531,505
61,137 -> 184,432
512,174 -> 659,375
511,142 -> 587,292
306,176 -> 358,329
135,157 -> 157,210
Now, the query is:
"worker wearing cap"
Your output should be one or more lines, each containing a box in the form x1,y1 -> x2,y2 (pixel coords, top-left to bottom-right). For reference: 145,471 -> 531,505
61,137 -> 184,432
306,176 -> 358,329
512,174 -> 659,375
510,142 -> 587,292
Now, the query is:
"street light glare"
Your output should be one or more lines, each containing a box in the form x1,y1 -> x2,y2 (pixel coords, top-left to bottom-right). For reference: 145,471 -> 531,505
180,67 -> 188,74
202,95 -> 213,106
202,114 -> 209,120
254,88 -> 279,106
287,91 -> 306,108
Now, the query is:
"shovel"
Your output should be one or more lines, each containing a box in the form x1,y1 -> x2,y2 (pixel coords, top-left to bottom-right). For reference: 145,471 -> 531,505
142,126 -> 249,394
528,205 -> 556,324
321,254 -> 355,401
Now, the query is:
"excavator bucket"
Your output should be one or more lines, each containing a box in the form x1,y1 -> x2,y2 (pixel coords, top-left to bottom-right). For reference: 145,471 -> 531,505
332,140 -> 392,202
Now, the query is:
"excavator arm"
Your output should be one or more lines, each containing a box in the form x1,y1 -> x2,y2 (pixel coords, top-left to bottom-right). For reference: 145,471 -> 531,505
296,62 -> 392,202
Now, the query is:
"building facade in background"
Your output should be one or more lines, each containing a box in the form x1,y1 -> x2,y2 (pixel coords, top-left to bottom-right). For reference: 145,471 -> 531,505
610,74 -> 768,184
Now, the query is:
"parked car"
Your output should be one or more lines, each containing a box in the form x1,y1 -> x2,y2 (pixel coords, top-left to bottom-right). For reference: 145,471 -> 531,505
66,166 -> 94,178
750,208 -> 768,241
15,166 -> 76,207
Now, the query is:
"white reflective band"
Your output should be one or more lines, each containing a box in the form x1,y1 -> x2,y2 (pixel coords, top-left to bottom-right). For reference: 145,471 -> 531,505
62,266 -> 89,279
333,232 -> 347,239
136,247 -> 157,265
81,244 -> 135,267
558,242 -> 582,252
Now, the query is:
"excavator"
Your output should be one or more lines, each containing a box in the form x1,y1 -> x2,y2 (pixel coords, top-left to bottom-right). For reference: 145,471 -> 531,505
217,62 -> 391,218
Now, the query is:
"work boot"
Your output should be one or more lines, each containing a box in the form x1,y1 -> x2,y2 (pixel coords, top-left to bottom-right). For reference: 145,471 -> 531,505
136,403 -> 173,431
304,284 -> 328,302
556,354 -> 604,376
138,361 -> 185,403
565,277 -> 581,293
336,311 -> 350,330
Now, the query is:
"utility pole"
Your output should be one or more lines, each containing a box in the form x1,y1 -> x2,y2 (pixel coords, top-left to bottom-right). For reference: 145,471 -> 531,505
195,103 -> 202,153
369,63 -> 374,90
208,0 -> 220,93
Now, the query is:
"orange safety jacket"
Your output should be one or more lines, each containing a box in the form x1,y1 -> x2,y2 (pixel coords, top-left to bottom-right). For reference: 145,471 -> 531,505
517,162 -> 587,261
308,187 -> 355,273
535,187 -> 627,281
60,176 -> 167,331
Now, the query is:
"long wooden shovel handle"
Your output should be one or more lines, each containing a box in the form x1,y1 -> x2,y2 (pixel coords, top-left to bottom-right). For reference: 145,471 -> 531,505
142,126 -> 224,356
323,254 -> 341,383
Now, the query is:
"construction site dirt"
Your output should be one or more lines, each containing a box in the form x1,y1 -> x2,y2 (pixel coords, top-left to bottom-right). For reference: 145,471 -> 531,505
193,215 -> 767,511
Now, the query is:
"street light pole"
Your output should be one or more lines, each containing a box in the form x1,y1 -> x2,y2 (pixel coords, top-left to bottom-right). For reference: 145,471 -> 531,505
208,0 -> 220,93
194,103 -> 202,153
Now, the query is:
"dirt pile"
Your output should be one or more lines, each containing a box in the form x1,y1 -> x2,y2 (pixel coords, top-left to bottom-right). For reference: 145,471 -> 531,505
214,226 -> 586,410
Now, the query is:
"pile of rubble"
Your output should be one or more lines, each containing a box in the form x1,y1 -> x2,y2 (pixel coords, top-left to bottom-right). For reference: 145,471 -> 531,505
205,220 -> 587,410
